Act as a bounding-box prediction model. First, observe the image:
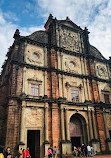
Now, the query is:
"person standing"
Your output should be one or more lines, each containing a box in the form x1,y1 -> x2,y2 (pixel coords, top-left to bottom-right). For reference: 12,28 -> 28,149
73,146 -> 76,156
50,147 -> 53,158
53,146 -> 57,158
25,148 -> 30,158
22,149 -> 25,158
85,145 -> 87,157
91,146 -> 94,157
81,144 -> 84,156
19,148 -> 23,155
4,147 -> 12,158
0,147 -> 4,158
16,150 -> 22,158
87,144 -> 91,157
47,148 -> 52,158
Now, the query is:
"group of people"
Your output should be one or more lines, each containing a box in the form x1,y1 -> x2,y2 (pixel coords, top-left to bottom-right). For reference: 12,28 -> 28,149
0,146 -> 12,158
48,146 -> 57,158
0,146 -> 31,158
0,144 -> 95,158
19,147 -> 31,158
73,144 -> 95,157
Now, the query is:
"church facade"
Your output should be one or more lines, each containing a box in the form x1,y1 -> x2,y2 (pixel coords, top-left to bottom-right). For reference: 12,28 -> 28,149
0,14 -> 111,158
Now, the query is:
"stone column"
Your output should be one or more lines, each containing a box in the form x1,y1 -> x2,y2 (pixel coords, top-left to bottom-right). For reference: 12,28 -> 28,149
24,42 -> 27,62
61,106 -> 66,155
44,71 -> 47,96
19,107 -> 25,151
22,67 -> 26,94
44,103 -> 50,157
87,79 -> 91,100
57,51 -> 61,70
66,109 -> 70,141
84,58 -> 87,75
58,74 -> 63,98
103,110 -> 111,152
103,110 -> 109,138
92,110 -> 101,153
62,75 -> 65,98
60,53 -> 63,70
82,121 -> 86,144
88,110 -> 94,140
92,110 -> 98,139
81,57 -> 85,74
84,79 -> 88,101
83,58 -> 86,75
44,47 -> 47,67
61,107 -> 65,140
65,108 -> 72,154
87,123 -> 90,143
20,106 -> 25,143
45,103 -> 49,141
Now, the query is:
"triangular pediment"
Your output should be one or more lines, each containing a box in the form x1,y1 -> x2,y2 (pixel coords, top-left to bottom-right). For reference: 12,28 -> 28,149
58,17 -> 82,31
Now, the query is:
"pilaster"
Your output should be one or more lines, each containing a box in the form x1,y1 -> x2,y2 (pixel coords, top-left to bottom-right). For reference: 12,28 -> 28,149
44,103 -> 50,157
88,110 -> 94,140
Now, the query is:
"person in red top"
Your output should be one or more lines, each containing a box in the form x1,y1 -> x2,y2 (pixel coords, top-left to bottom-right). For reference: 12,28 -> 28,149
22,149 -> 26,158
25,148 -> 30,158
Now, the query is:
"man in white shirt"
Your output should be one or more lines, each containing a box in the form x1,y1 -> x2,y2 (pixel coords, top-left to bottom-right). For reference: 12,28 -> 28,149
87,144 -> 91,157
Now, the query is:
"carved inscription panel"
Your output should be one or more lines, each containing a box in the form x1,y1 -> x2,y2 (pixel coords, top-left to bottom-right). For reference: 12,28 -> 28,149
60,29 -> 82,52
25,108 -> 44,127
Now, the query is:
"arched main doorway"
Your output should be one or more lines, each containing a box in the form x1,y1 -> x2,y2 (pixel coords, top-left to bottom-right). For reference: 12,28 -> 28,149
70,113 -> 88,148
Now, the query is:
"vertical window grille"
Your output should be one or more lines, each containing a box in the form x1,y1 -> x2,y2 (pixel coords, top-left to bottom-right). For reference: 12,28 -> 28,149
31,84 -> 39,96
71,90 -> 79,102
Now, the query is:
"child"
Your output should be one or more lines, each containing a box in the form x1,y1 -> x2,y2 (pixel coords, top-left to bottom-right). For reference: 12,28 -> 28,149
53,146 -> 57,158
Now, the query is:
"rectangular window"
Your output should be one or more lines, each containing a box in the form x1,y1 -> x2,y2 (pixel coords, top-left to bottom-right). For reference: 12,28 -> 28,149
31,84 -> 39,96
71,90 -> 79,102
104,94 -> 110,104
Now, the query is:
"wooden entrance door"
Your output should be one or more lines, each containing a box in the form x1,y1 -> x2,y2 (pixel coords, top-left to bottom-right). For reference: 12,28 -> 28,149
70,116 -> 83,147
27,130 -> 40,158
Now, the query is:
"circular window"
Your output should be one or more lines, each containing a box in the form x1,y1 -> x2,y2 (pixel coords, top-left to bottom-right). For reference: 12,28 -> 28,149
33,53 -> 39,60
69,61 -> 75,68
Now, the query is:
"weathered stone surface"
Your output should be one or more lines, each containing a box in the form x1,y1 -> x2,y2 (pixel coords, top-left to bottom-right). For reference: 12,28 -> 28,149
0,15 -> 111,158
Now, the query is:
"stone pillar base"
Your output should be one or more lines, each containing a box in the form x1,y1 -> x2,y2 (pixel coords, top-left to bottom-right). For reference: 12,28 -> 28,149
107,142 -> 111,152
91,140 -> 101,153
106,139 -> 111,153
44,141 -> 50,158
66,141 -> 72,155
61,141 -> 67,155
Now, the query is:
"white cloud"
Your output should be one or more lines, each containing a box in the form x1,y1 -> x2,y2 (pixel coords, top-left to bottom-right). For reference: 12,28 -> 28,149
0,0 -> 111,73
37,0 -> 111,59
3,11 -> 19,22
88,1 -> 111,59
0,10 -> 44,72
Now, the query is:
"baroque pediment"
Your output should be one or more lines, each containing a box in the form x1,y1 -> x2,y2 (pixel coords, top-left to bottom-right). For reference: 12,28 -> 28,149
58,17 -> 82,31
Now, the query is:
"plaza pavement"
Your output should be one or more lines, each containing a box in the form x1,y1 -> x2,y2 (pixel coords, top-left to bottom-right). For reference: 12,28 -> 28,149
73,155 -> 111,158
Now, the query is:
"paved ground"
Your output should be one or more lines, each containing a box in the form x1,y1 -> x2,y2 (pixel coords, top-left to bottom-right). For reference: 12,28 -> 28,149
73,155 -> 111,158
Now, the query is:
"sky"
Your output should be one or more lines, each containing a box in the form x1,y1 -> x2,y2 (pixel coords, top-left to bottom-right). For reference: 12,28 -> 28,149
0,0 -> 111,72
